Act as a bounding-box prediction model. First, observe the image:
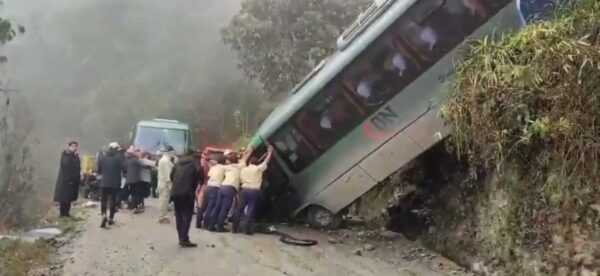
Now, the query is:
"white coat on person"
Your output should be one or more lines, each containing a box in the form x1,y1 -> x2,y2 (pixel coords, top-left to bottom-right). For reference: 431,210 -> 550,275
157,149 -> 175,222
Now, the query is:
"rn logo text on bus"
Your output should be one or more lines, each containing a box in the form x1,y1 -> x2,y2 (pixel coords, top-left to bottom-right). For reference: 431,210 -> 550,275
362,105 -> 399,140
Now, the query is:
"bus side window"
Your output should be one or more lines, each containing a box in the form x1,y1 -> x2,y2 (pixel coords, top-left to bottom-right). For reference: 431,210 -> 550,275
293,84 -> 365,151
342,36 -> 422,111
270,125 -> 319,173
397,0 -> 498,63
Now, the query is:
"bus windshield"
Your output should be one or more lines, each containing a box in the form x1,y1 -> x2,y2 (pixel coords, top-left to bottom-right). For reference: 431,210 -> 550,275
133,126 -> 188,153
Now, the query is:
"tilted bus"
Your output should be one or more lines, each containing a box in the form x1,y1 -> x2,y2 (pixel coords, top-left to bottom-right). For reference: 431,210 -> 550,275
249,0 -> 550,229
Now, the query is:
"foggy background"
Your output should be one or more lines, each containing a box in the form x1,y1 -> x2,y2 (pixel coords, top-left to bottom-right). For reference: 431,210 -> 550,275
2,0 -> 245,194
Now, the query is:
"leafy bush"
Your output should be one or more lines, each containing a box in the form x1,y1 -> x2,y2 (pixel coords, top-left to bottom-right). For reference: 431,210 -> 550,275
441,0 -> 600,273
0,97 -> 39,230
0,13 -> 38,231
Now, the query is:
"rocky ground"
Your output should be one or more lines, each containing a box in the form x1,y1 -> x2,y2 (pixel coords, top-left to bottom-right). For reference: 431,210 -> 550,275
44,198 -> 468,276
325,225 -> 469,276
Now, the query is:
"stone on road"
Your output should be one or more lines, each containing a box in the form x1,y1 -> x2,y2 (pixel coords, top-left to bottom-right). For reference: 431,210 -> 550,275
61,198 -> 449,276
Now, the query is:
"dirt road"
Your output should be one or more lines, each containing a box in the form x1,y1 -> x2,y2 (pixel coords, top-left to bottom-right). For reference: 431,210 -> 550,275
59,199 -> 462,276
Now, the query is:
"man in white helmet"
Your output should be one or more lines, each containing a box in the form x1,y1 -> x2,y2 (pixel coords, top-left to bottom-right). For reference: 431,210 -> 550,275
97,142 -> 126,228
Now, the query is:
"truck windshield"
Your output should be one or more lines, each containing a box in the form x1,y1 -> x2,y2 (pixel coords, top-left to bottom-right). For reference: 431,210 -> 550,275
134,126 -> 188,153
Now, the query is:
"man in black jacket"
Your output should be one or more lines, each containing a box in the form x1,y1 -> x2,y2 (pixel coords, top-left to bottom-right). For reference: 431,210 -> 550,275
98,142 -> 126,228
54,141 -> 81,217
170,150 -> 203,248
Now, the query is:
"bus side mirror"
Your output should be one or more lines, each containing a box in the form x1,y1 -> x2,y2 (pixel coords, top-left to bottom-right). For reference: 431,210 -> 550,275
128,131 -> 133,140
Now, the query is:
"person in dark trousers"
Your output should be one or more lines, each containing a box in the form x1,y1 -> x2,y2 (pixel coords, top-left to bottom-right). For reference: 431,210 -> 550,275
232,145 -> 273,235
53,140 -> 81,218
151,166 -> 159,198
97,142 -> 126,228
125,148 -> 145,214
209,149 -> 252,232
170,150 -> 203,248
139,152 -> 155,208
150,151 -> 161,198
116,147 -> 129,210
197,155 -> 226,231
194,152 -> 211,227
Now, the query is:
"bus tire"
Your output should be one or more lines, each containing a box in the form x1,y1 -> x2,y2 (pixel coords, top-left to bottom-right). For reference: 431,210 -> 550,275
307,206 -> 342,230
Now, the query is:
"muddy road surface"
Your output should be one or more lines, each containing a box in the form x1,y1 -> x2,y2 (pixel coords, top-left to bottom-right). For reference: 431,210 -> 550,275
59,199 -> 464,276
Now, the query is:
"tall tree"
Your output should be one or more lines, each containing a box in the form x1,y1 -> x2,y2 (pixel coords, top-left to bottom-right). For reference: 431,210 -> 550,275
221,0 -> 370,98
0,15 -> 34,229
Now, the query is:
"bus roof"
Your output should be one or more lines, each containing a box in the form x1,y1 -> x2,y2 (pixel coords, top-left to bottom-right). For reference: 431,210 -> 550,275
137,119 -> 190,130
255,0 -> 415,140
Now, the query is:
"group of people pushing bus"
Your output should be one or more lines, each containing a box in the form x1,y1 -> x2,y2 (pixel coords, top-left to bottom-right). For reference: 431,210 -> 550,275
195,146 -> 274,234
54,139 -> 275,248
154,143 -> 274,247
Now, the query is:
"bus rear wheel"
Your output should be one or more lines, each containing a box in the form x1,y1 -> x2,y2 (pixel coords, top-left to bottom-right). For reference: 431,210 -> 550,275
307,206 -> 342,230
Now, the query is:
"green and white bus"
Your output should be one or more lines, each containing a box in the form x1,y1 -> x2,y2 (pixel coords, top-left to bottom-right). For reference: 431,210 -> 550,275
250,0 -> 528,229
131,119 -> 193,155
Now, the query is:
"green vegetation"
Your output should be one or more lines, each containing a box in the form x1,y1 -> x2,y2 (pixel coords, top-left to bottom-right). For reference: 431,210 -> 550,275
0,14 -> 37,231
45,204 -> 87,233
0,239 -> 51,276
221,0 -> 370,99
220,0 -> 370,142
436,0 -> 600,274
0,124 -> 38,230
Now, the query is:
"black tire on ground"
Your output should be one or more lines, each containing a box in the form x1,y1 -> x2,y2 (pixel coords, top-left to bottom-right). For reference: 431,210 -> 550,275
307,205 -> 342,230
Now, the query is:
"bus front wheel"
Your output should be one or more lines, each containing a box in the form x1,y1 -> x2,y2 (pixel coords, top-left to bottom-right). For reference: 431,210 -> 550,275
307,206 -> 342,230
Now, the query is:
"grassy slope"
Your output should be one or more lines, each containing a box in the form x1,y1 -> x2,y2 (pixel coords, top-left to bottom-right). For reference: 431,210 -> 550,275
353,2 -> 599,274
0,239 -> 51,276
431,1 -> 600,274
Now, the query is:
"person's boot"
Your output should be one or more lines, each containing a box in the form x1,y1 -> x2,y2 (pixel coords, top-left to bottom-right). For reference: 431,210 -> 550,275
215,226 -> 229,233
100,216 -> 108,228
179,241 -> 198,248
243,222 -> 254,236
133,207 -> 144,214
108,218 -> 115,225
204,222 -> 216,232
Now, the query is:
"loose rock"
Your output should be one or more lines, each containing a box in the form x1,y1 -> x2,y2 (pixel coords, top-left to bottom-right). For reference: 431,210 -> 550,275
379,230 -> 400,240
581,267 -> 598,276
573,253 -> 594,266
